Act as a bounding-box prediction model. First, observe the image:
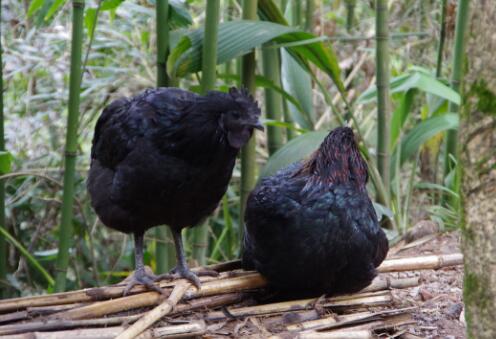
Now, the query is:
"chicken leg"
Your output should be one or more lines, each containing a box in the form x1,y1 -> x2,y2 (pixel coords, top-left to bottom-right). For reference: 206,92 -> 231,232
122,231 -> 166,296
156,228 -> 217,289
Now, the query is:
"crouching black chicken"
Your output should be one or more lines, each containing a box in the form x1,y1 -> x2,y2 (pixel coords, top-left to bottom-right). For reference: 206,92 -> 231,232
88,87 -> 262,295
242,127 -> 388,296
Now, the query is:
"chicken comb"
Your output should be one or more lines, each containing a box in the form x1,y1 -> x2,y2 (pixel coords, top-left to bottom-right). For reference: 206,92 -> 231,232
228,87 -> 261,117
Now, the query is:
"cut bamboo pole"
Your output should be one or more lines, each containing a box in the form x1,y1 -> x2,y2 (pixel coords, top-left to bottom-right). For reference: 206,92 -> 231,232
270,330 -> 374,339
51,274 -> 263,320
206,291 -> 392,321
377,253 -> 463,272
287,307 -> 415,332
299,330 -> 373,339
54,290 -> 165,320
0,293 -> 244,336
116,281 -> 191,339
362,276 -> 419,292
1,321 -> 205,339
146,320 -> 205,338
328,312 -> 414,332
0,269 -> 247,313
0,314 -> 143,336
0,254 -> 460,314
0,311 -> 28,324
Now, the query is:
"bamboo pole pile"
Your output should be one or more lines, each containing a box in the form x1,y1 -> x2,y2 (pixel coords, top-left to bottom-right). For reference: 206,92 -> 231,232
0,253 -> 463,338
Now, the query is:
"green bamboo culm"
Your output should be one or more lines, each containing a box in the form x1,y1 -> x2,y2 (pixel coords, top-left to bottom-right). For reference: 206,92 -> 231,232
156,0 -> 170,87
54,0 -> 85,292
262,46 -> 284,155
291,0 -> 302,27
0,0 -> 7,298
305,0 -> 315,32
345,0 -> 356,33
192,0 -> 220,266
239,0 -> 258,240
375,0 -> 391,204
154,0 -> 176,273
442,0 -> 470,202
436,0 -> 448,78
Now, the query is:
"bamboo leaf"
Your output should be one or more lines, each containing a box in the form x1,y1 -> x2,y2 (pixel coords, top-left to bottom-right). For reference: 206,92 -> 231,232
27,0 -> 44,17
84,8 -> 97,36
258,0 -> 344,93
281,48 -> 315,129
169,1 -> 193,28
168,20 -> 344,93
168,21 -> 297,77
358,71 -> 461,105
395,113 -> 459,168
101,0 -> 124,11
261,131 -> 327,178
415,182 -> 459,198
0,152 -> 12,175
390,89 -> 416,148
0,226 -> 55,287
45,0 -> 68,21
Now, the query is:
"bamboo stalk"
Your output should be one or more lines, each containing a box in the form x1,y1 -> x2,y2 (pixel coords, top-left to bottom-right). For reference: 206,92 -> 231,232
192,0 -> 221,266
42,273 -> 263,320
0,293 -> 243,336
0,254 -> 459,313
305,0 -> 315,32
435,0 -> 448,78
287,307 -> 415,332
262,46 -> 285,155
271,330 -> 373,339
115,281 -> 191,339
0,267 -> 243,313
291,0 -> 302,27
1,321 -> 205,339
377,253 -> 463,272
375,0 -> 391,204
0,0 -> 7,298
239,0 -> 259,238
0,311 -> 28,325
442,0 -> 470,198
54,0 -> 85,292
206,290 -> 392,320
361,276 -> 419,292
328,313 -> 414,332
345,0 -> 357,33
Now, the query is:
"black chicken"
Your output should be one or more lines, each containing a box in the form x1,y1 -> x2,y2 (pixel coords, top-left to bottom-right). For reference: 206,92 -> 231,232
242,127 -> 388,296
88,87 -> 262,294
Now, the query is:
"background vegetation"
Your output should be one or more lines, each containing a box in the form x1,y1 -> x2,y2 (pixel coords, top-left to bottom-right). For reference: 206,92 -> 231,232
0,0 -> 465,297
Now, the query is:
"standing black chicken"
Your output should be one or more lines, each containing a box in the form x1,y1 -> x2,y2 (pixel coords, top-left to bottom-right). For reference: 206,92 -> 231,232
242,127 -> 388,296
88,87 -> 262,294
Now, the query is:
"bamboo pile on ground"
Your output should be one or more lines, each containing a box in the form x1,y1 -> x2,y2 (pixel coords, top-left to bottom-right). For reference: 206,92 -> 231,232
0,253 -> 463,338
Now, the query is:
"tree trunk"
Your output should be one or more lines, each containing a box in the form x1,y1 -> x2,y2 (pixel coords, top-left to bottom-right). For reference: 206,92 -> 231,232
461,1 -> 496,337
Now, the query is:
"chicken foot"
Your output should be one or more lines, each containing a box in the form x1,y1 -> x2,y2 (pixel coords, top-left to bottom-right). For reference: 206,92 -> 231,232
122,231 -> 168,296
154,228 -> 218,289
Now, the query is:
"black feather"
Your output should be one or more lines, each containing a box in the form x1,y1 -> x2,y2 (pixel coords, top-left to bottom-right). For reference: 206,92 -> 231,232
242,127 -> 389,297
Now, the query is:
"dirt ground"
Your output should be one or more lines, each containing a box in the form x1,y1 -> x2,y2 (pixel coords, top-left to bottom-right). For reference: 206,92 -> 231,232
388,230 -> 465,339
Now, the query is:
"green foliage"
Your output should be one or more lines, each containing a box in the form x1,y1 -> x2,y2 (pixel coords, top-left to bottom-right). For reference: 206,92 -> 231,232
1,0 -> 470,296
468,80 -> 496,115
395,113 -> 459,168
0,226 -> 55,287
261,131 -> 327,178
0,152 -> 12,175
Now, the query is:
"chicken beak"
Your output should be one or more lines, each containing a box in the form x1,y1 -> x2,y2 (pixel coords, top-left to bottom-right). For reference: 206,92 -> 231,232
252,121 -> 264,131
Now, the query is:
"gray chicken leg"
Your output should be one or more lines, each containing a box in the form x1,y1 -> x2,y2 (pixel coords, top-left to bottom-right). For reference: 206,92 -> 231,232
122,232 -> 166,296
156,229 -> 218,289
